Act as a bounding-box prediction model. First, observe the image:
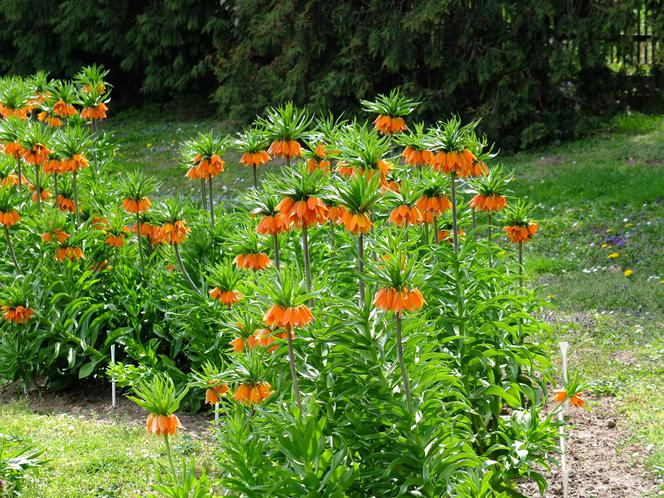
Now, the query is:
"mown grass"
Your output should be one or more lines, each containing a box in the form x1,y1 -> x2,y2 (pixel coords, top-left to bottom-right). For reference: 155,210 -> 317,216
0,399 -> 213,497
2,111 -> 662,494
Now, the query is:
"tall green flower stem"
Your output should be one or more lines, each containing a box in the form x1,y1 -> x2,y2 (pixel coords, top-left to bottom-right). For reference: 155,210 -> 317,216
34,165 -> 41,211
450,172 -> 459,254
200,178 -> 207,211
471,209 -> 476,231
302,225 -> 312,306
72,172 -> 80,224
16,158 -> 23,193
286,329 -> 303,413
433,215 -> 440,244
174,244 -> 198,293
162,433 -> 177,478
273,234 -> 280,271
208,178 -> 215,228
487,212 -> 493,267
53,173 -> 59,208
135,212 -> 145,272
4,227 -> 20,273
395,312 -> 413,413
252,165 -> 258,190
358,233 -> 365,308
328,221 -> 335,249
518,241 -> 524,289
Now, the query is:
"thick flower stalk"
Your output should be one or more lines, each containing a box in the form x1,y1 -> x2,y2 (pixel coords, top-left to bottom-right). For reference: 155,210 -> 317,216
262,271 -> 315,413
128,374 -> 187,476
0,186 -> 21,272
182,132 -> 228,227
119,170 -> 158,271
370,251 -> 425,413
234,127 -> 271,189
502,200 -> 539,288
333,172 -> 382,307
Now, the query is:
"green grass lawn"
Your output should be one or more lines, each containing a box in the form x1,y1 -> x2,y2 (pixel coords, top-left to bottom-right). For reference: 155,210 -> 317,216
2,111 -> 662,495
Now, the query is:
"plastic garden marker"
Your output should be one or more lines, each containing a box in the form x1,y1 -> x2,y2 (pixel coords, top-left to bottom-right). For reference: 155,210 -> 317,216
111,344 -> 117,408
559,341 -> 569,498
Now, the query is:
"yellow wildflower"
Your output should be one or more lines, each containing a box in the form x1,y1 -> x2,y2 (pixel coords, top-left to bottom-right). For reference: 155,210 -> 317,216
623,269 -> 633,277
608,252 -> 620,260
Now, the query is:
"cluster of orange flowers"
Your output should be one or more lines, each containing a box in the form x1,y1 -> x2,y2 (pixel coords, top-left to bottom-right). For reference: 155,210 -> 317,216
341,211 -> 372,234
240,150 -> 271,167
205,381 -> 230,405
277,196 -> 328,227
374,288 -> 425,313
431,150 -> 487,178
233,252 -> 271,271
209,288 -> 242,306
264,304 -> 314,329
388,205 -> 425,226
553,389 -> 585,408
146,413 -> 184,436
122,197 -> 151,214
503,223 -> 539,243
0,210 -> 21,227
234,382 -> 272,405
2,305 -> 33,324
80,102 -> 108,120
268,139 -> 302,158
374,115 -> 407,135
186,154 -> 225,179
55,246 -> 84,261
469,194 -> 507,212
255,213 -> 289,235
402,146 -> 434,166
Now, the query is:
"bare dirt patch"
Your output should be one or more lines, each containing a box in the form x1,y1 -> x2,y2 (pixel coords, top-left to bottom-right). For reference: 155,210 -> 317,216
519,396 -> 659,497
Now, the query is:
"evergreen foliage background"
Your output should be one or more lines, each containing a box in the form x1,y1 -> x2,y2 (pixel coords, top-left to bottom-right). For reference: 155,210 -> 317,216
1,0 -> 661,148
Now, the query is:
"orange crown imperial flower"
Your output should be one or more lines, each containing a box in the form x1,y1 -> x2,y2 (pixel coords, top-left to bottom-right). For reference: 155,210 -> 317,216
503,223 -> 539,243
416,195 -> 452,215
55,246 -> 84,261
60,154 -> 89,172
37,111 -> 63,127
234,382 -> 271,405
229,335 -> 259,353
0,210 -> 21,227
157,220 -> 190,245
122,197 -> 151,214
31,188 -> 51,203
268,139 -> 302,158
264,304 -> 314,329
81,102 -> 108,120
553,389 -> 585,408
431,149 -> 477,178
469,194 -> 507,212
233,252 -> 271,271
105,234 -> 126,248
146,413 -> 183,436
374,287 -> 425,313
278,196 -> 328,227
2,305 -> 33,324
240,151 -> 271,167
438,228 -> 465,243
388,205 -> 424,226
42,229 -> 70,243
256,213 -> 290,235
22,144 -> 51,165
402,146 -> 434,166
374,115 -> 407,135
4,142 -> 26,159
341,211 -> 372,234
209,288 -> 242,306
53,99 -> 77,117
57,195 -> 75,212
205,383 -> 230,405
